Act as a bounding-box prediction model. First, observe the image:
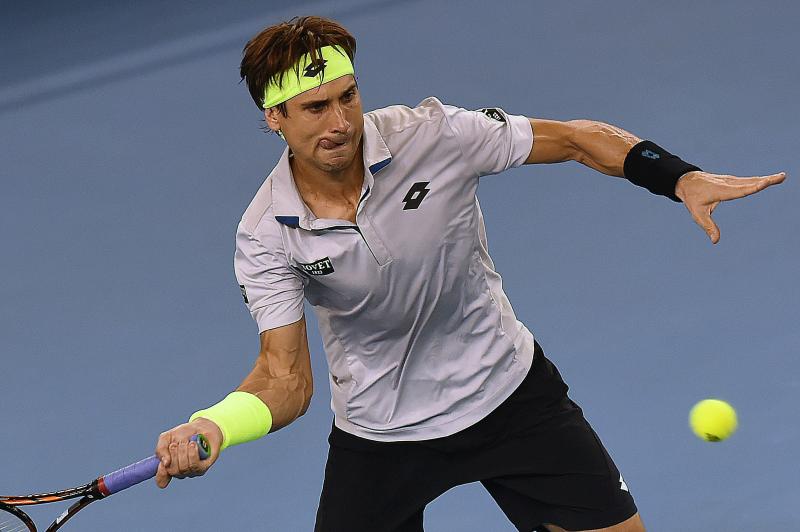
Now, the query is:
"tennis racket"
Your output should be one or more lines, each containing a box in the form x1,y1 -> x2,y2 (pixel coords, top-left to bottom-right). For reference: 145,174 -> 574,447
0,434 -> 210,531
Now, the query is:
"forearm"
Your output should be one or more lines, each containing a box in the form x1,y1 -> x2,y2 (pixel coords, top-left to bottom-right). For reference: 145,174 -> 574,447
237,367 -> 312,432
569,120 -> 641,177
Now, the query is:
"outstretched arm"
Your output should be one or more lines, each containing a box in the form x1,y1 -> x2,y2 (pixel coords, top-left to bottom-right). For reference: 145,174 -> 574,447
524,119 -> 639,174
524,118 -> 786,244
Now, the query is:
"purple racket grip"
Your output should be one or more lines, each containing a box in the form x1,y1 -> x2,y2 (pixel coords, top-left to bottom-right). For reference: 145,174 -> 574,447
99,434 -> 210,496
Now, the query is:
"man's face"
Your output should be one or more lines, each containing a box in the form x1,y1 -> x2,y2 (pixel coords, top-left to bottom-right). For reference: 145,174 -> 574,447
267,75 -> 363,174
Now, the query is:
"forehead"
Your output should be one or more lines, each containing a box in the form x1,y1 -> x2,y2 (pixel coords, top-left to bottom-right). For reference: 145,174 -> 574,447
288,75 -> 357,106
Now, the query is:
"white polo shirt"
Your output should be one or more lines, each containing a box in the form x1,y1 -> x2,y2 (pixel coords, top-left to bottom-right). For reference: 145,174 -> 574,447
234,97 -> 536,441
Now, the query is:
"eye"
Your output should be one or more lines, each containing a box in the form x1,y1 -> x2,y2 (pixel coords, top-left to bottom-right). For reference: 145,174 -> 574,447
308,103 -> 326,113
342,90 -> 356,103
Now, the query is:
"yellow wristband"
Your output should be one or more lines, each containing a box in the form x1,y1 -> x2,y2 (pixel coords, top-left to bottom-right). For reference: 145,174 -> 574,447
189,391 -> 273,451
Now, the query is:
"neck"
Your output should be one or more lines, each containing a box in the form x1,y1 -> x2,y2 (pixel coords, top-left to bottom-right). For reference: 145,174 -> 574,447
290,140 -> 365,203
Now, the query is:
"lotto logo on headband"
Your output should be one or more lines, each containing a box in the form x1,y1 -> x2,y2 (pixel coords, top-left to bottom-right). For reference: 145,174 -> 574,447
304,59 -> 328,78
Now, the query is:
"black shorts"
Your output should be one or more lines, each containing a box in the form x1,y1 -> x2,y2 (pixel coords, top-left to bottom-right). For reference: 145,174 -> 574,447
314,341 -> 637,532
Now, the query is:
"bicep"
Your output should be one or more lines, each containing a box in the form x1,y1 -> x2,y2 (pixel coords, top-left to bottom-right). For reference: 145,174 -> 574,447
524,118 -> 579,165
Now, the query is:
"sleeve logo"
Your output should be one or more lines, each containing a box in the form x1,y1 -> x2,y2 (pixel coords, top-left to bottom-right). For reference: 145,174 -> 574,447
476,108 -> 506,123
239,284 -> 249,304
296,257 -> 335,276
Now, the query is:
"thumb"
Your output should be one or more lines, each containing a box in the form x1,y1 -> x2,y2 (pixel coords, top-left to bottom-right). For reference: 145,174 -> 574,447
155,462 -> 172,489
689,208 -> 721,245
707,219 -> 720,244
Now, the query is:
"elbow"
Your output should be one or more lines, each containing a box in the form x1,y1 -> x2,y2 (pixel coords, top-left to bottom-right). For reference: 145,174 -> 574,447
298,396 -> 312,417
565,119 -> 596,163
298,377 -> 314,417
298,399 -> 312,417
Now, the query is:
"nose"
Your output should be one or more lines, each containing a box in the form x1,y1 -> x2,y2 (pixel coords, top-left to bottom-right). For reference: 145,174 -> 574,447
328,102 -> 350,134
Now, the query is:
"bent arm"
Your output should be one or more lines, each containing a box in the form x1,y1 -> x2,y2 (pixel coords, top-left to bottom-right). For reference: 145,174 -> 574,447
524,118 -> 641,177
237,317 -> 314,432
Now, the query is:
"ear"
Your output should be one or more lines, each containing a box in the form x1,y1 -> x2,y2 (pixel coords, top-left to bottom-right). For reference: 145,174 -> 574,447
264,107 -> 282,134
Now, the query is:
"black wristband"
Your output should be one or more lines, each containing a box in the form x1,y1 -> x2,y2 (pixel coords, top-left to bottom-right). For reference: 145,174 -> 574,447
623,140 -> 701,202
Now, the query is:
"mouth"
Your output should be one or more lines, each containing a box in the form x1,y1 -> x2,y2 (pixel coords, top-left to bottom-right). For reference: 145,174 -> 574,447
319,138 -> 349,151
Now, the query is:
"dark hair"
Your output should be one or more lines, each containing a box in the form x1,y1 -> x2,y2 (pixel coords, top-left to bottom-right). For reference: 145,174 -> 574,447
240,16 -> 357,115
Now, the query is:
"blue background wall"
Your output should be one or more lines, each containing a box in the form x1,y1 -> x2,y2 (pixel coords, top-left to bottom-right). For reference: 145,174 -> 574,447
2,1 -> 797,530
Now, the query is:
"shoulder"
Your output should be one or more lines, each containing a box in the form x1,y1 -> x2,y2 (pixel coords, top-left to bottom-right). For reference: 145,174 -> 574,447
238,174 -> 283,246
365,96 -> 456,137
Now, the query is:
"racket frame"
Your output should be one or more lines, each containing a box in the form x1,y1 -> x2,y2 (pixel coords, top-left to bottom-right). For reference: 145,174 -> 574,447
0,434 -> 209,531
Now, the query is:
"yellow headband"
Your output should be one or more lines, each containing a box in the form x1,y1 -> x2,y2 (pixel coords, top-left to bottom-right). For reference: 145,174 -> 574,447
262,45 -> 355,109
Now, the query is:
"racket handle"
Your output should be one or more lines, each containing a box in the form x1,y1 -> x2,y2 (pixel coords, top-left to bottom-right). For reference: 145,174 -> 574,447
99,434 -> 210,496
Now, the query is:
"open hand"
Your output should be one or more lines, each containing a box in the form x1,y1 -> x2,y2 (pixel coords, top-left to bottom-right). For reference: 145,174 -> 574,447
674,170 -> 786,244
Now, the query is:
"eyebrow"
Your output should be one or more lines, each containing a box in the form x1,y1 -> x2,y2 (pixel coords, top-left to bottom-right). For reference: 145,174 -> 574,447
300,82 -> 358,110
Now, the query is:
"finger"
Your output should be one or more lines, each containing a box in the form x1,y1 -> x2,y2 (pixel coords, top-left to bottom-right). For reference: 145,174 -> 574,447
718,172 -> 786,201
766,171 -> 787,184
187,440 -> 201,476
177,439 -> 190,475
156,433 -> 172,468
155,462 -> 172,489
166,441 -> 180,476
721,172 -> 786,185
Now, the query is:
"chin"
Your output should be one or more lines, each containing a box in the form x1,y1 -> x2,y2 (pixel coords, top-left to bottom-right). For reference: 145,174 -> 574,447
319,151 -> 356,172
322,160 -> 350,172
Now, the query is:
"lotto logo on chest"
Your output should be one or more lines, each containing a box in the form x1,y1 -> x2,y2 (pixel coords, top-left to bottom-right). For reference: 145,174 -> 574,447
402,181 -> 430,210
297,257 -> 335,276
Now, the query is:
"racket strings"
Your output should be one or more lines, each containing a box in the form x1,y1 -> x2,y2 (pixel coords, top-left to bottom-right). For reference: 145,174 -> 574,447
0,508 -> 33,532
0,522 -> 30,532
0,524 -> 29,532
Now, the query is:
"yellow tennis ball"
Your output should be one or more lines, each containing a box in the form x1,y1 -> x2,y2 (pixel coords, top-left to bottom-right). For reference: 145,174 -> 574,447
689,399 -> 738,442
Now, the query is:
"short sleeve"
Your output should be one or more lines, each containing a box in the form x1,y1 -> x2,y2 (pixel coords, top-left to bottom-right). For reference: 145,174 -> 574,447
233,221 -> 305,333
441,104 -> 533,177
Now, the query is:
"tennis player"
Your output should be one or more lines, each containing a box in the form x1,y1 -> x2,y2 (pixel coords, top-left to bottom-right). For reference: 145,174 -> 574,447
153,16 -> 785,532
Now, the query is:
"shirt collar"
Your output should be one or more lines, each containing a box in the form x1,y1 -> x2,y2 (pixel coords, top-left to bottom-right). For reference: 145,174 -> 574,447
272,114 -> 392,229
363,114 -> 392,176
